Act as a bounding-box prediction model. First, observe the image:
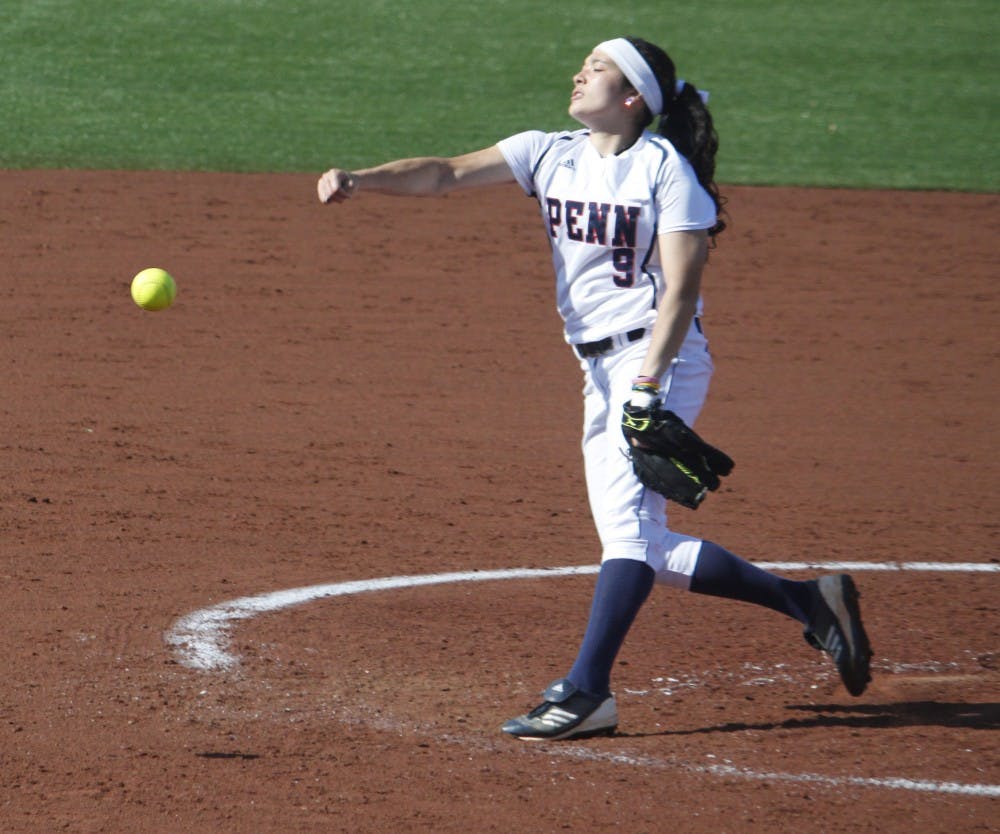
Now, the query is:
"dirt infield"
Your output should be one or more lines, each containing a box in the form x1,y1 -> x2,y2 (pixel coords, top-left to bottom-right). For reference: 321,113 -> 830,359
2,170 -> 998,833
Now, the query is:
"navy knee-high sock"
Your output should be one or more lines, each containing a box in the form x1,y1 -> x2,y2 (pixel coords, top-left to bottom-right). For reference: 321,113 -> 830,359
566,558 -> 655,697
690,540 -> 813,623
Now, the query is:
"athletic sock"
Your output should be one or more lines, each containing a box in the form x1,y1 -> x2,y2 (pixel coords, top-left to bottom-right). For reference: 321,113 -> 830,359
689,540 -> 813,624
566,558 -> 655,697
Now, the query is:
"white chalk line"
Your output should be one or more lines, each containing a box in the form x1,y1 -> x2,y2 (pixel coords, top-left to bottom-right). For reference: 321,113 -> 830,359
164,560 -> 1000,799
167,566 -> 591,671
166,561 -> 998,673
555,748 -> 1000,798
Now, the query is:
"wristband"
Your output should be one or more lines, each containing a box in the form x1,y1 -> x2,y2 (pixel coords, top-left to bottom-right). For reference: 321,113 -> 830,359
630,376 -> 661,409
629,388 -> 659,409
631,381 -> 660,395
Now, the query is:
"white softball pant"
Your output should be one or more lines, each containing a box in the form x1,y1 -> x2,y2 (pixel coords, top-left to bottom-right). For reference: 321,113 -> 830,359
579,318 -> 713,588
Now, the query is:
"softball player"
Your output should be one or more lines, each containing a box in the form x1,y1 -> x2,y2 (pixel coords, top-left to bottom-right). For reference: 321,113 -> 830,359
318,36 -> 872,741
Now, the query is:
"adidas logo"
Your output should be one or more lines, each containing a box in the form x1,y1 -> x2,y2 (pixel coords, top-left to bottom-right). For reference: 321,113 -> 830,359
539,707 -> 576,728
824,625 -> 845,660
558,159 -> 575,170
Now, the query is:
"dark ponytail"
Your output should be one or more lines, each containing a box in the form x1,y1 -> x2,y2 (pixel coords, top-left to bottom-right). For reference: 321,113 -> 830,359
626,37 -> 727,238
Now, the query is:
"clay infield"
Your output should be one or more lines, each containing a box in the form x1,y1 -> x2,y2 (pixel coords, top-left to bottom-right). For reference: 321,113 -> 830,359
2,170 -> 998,832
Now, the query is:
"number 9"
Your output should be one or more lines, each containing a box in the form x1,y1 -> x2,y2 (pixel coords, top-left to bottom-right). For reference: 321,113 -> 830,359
612,247 -> 635,287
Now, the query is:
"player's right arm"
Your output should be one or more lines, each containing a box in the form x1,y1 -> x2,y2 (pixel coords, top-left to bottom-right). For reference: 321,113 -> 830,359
317,146 -> 513,203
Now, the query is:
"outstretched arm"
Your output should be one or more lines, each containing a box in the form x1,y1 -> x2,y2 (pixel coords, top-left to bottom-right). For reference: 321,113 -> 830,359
317,145 -> 513,203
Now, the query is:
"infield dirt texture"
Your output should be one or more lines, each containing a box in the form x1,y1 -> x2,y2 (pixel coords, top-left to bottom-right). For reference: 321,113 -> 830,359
2,170 -> 997,832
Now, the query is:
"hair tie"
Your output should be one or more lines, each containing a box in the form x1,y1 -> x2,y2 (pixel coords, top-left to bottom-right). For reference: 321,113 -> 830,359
675,78 -> 710,104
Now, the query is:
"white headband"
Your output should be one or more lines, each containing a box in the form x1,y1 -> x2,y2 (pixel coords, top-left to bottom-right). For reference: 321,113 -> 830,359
596,38 -> 663,115
595,38 -> 710,114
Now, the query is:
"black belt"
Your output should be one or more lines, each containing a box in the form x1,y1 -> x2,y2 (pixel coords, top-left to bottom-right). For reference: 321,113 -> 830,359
574,328 -> 646,359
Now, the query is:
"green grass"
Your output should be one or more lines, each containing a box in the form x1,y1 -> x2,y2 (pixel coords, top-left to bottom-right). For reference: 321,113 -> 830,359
2,0 -> 997,189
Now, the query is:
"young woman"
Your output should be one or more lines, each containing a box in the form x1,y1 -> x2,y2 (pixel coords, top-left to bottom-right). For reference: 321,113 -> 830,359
318,37 -> 872,741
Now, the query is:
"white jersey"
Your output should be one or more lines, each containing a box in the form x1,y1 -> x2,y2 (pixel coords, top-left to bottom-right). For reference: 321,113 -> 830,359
497,128 -> 716,344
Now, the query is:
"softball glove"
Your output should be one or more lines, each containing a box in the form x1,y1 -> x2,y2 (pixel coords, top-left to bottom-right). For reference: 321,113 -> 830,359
622,404 -> 735,509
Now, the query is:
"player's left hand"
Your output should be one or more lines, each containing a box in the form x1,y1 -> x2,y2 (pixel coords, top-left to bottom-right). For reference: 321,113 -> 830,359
621,404 -> 735,508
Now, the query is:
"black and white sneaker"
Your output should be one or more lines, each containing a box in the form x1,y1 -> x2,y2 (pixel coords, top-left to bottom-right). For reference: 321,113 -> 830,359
804,574 -> 873,696
501,678 -> 618,741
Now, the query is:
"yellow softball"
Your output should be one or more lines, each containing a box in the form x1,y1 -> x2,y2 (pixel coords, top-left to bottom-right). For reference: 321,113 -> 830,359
130,267 -> 177,311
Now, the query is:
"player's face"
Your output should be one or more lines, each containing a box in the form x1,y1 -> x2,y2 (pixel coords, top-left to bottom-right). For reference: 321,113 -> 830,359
569,50 -> 633,127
